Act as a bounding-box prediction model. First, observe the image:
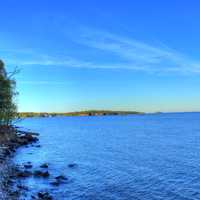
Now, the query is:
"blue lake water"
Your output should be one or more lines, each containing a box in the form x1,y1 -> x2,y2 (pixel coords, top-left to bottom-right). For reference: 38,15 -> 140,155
15,113 -> 200,200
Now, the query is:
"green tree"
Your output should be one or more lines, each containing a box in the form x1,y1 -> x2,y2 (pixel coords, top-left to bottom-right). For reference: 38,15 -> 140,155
0,60 -> 17,126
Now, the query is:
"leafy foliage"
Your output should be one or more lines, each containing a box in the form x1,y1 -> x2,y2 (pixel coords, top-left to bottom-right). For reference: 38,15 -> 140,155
0,60 -> 17,126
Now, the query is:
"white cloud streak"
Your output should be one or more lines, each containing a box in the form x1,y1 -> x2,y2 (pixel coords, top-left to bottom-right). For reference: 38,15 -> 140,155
18,81 -> 71,85
2,27 -> 200,75
74,28 -> 200,74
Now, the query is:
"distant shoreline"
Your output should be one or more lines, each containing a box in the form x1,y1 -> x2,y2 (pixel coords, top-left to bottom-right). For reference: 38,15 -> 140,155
17,111 -> 200,118
18,110 -> 145,118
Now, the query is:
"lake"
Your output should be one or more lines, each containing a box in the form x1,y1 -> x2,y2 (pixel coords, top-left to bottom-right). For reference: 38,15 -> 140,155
15,113 -> 200,200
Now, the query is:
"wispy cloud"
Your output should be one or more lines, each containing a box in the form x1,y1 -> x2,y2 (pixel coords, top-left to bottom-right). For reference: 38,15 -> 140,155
18,81 -> 71,85
70,27 -> 200,74
1,50 -> 92,68
2,27 -> 200,74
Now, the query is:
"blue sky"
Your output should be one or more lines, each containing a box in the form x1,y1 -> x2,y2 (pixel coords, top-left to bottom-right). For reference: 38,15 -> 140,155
1,0 -> 200,112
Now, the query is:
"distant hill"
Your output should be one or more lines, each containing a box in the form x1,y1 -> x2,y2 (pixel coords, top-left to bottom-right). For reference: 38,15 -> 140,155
18,110 -> 144,118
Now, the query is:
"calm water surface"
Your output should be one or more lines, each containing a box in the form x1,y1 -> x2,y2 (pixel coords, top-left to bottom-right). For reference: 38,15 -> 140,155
15,113 -> 200,200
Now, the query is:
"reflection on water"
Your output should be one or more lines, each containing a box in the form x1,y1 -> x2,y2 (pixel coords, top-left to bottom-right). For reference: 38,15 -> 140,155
15,113 -> 200,199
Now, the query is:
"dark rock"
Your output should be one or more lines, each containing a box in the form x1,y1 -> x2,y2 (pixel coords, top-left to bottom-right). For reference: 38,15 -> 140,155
51,175 -> 68,186
31,195 -> 37,199
37,192 -> 53,200
24,163 -> 33,169
17,184 -> 29,191
17,130 -> 39,136
34,170 -> 50,178
16,133 -> 39,147
40,163 -> 48,168
0,127 -> 40,198
9,175 -> 15,179
68,163 -> 78,168
10,190 -> 20,197
55,175 -> 68,181
4,148 -> 11,156
6,179 -> 14,185
19,133 -> 39,143
16,170 -> 32,178
50,180 -> 60,186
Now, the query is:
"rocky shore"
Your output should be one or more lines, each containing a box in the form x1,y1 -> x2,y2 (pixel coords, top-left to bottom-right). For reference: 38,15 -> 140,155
0,126 -> 39,199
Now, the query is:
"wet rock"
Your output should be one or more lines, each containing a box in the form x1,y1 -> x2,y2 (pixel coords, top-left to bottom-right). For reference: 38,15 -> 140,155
50,180 -> 60,186
9,175 -> 16,179
34,170 -> 50,178
8,145 -> 16,152
18,133 -> 39,144
16,170 -> 32,178
0,127 -> 40,199
17,184 -> 29,191
15,133 -> 39,147
4,148 -> 11,156
24,163 -> 33,169
40,163 -> 48,168
51,175 -> 68,186
6,179 -> 14,186
10,190 -> 20,197
37,191 -> 53,200
55,175 -> 68,181
17,130 -> 39,136
31,195 -> 36,199
68,163 -> 78,168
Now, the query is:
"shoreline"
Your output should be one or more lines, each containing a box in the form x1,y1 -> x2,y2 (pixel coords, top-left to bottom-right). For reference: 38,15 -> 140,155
0,126 -> 39,199
18,110 -> 144,118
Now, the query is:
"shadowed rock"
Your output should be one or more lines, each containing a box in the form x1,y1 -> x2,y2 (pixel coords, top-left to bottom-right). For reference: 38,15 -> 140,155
37,191 -> 53,200
68,163 -> 78,168
34,170 -> 50,178
24,163 -> 33,169
40,163 -> 48,168
50,180 -> 60,186
55,175 -> 68,181
16,170 -> 32,178
17,184 -> 29,191
17,133 -> 39,145
50,175 -> 68,186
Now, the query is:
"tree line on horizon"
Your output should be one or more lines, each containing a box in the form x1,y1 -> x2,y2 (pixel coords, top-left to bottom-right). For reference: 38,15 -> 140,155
18,110 -> 144,118
0,60 -> 17,126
